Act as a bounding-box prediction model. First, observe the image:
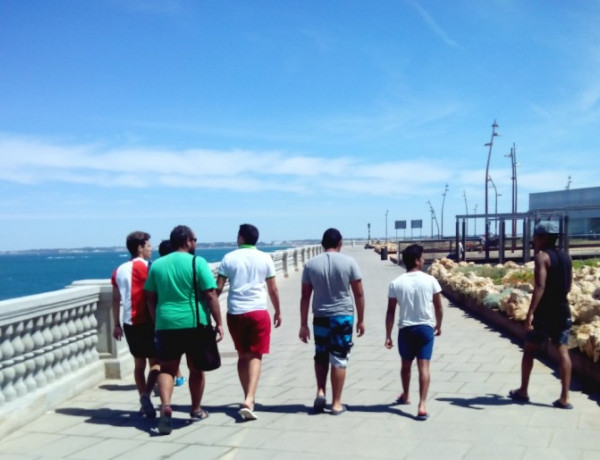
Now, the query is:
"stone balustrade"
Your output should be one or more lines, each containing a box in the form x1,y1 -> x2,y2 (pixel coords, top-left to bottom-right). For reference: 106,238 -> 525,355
0,245 -> 321,438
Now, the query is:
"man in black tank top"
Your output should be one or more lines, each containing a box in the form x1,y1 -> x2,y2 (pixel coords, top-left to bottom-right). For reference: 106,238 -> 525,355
508,221 -> 574,409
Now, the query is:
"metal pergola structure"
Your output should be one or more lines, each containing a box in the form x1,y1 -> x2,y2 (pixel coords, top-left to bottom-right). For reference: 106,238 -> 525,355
453,211 -> 570,263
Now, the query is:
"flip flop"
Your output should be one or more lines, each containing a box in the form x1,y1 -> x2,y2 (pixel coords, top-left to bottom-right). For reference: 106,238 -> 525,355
239,407 -> 258,421
190,409 -> 210,420
139,394 -> 156,419
416,412 -> 429,421
313,395 -> 326,413
395,393 -> 410,405
330,405 -> 348,416
552,399 -> 574,410
158,406 -> 173,435
508,389 -> 530,403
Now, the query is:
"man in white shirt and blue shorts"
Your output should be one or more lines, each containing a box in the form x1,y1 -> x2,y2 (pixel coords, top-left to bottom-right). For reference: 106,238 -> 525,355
385,244 -> 443,421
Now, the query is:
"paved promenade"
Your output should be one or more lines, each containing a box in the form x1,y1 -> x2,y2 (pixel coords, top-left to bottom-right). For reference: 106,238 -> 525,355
2,246 -> 599,459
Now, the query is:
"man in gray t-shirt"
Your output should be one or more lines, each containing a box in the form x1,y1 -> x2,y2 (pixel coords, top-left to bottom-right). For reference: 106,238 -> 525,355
299,228 -> 365,416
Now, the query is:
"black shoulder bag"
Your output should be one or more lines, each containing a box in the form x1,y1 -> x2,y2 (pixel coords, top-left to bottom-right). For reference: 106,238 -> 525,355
192,256 -> 221,371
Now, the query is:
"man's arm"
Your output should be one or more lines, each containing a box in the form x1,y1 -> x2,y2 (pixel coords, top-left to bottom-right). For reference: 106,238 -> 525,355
350,279 -> 365,337
216,275 -> 227,297
145,290 -> 158,324
299,282 -> 312,343
111,286 -> 123,341
525,251 -> 549,331
385,297 -> 397,349
433,292 -> 443,336
266,277 -> 281,327
203,289 -> 224,342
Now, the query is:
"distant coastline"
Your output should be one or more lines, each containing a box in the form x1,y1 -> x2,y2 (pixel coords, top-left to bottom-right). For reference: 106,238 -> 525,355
0,239 -> 322,256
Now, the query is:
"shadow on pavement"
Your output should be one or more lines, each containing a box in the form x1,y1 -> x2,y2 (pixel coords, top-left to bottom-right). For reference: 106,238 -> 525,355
436,393 -> 552,410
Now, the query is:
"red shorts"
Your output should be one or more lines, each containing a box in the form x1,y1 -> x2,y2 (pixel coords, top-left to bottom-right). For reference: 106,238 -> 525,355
227,310 -> 271,355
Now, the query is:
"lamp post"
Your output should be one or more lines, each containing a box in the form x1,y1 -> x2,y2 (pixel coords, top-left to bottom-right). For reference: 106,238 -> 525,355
440,183 -> 449,239
427,200 -> 440,238
385,209 -> 389,243
488,175 -> 501,234
462,189 -> 469,236
484,120 -> 500,259
505,143 -> 518,251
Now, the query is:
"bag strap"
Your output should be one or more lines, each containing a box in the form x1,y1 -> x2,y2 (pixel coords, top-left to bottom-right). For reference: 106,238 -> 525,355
192,256 -> 201,327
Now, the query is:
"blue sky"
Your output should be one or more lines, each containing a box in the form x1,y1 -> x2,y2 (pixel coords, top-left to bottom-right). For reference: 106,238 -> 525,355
1,0 -> 599,250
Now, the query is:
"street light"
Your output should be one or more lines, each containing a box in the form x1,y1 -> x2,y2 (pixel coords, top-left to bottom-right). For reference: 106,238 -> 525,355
488,175 -> 501,234
462,189 -> 469,236
427,200 -> 440,238
484,120 -> 500,259
385,209 -> 389,243
505,143 -> 518,250
440,183 -> 449,239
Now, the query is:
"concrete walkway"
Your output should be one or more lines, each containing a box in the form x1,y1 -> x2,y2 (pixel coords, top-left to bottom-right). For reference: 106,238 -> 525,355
1,246 -> 599,459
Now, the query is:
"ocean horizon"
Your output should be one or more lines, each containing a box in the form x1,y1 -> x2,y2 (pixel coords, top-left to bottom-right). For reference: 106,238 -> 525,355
0,245 -> 291,302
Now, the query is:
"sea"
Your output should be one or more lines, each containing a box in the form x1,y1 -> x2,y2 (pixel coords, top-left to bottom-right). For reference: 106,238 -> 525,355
0,246 -> 290,302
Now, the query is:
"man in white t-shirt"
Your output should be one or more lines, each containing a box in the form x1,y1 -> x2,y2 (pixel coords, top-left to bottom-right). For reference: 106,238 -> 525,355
217,224 -> 281,421
385,244 -> 443,421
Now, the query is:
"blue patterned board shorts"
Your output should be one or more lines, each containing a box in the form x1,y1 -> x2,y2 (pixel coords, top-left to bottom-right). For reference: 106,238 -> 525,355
313,315 -> 354,368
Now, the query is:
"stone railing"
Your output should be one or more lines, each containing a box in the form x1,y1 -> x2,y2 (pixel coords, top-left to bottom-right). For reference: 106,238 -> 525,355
0,286 -> 105,437
0,245 -> 320,437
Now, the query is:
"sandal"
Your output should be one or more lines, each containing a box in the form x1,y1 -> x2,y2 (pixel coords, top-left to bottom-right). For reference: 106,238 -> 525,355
158,406 -> 173,435
508,389 -> 530,403
395,393 -> 410,405
190,409 -> 210,420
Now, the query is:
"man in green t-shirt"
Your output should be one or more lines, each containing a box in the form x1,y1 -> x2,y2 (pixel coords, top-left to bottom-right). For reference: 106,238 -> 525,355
145,225 -> 224,435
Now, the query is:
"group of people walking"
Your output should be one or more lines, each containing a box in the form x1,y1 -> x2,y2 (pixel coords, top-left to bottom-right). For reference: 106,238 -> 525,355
111,221 -> 573,435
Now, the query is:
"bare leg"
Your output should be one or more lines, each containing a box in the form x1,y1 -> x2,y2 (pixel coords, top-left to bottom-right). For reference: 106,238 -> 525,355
144,358 -> 160,395
186,355 -> 206,413
315,360 -> 329,398
518,341 -> 538,398
416,359 -> 431,415
330,365 -> 347,412
400,359 -> 413,402
556,344 -> 572,405
157,359 -> 179,409
238,352 -> 262,409
133,357 -> 147,396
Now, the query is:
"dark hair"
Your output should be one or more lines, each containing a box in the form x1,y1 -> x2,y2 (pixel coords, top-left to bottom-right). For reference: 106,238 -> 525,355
126,231 -> 150,257
321,228 -> 342,249
238,223 -> 259,245
170,225 -> 194,250
158,239 -> 173,257
402,244 -> 423,270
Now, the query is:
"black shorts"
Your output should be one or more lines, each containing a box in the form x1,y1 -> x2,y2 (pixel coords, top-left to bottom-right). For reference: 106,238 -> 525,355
526,318 -> 572,346
155,327 -> 206,368
123,322 -> 156,359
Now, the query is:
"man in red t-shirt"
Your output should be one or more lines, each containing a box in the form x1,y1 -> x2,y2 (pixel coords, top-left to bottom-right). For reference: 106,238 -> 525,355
111,231 -> 159,418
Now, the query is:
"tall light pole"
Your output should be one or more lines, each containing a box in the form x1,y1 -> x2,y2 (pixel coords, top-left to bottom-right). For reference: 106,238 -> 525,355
427,200 -> 440,238
462,189 -> 469,236
440,183 -> 449,239
505,143 -> 518,250
385,209 -> 389,243
484,120 -> 499,258
488,175 -> 501,234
